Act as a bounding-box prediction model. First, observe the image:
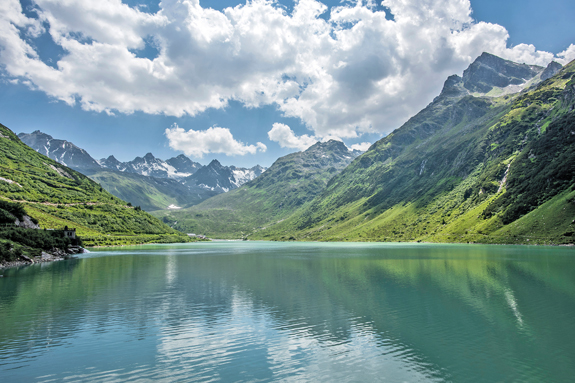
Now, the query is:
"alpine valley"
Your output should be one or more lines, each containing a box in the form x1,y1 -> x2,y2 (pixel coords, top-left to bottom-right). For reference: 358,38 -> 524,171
153,53 -> 575,245
9,52 -> 575,246
19,131 -> 266,211
154,140 -> 364,237
0,123 -> 192,251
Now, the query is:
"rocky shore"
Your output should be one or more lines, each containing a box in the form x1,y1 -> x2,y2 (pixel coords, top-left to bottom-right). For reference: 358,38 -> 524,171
0,246 -> 86,270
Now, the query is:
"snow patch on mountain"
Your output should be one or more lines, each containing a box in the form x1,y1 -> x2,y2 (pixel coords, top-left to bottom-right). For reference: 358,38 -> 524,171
19,130 -> 268,208
99,153 -> 196,179
231,166 -> 267,188
19,131 -> 101,171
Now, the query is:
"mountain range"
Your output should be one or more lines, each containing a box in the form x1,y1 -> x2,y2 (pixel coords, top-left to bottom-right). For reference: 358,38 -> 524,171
1,123 -> 190,247
98,153 -> 201,179
18,131 -> 266,211
17,130 -> 101,171
11,52 -> 575,245
153,139 -> 365,236
154,53 -> 575,245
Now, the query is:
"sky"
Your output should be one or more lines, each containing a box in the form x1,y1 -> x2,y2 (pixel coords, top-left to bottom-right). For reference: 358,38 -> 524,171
0,0 -> 574,168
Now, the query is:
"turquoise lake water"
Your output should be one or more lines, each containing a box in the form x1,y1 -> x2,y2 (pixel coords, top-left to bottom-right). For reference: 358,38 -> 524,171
1,242 -> 574,382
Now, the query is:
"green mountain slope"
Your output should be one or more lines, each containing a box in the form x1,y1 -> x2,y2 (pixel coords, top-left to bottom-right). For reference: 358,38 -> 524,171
151,140 -> 362,238
85,169 -> 207,211
253,56 -> 575,244
0,123 -> 191,246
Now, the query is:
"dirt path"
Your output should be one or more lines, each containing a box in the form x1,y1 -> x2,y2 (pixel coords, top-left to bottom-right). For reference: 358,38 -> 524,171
2,197 -> 132,209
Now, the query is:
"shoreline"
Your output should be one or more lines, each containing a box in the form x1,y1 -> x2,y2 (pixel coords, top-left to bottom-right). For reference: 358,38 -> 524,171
89,238 -> 575,248
89,237 -> 575,247
1,256 -> 66,271
2,240 -> 572,273
0,246 -> 85,271
87,240 -> 209,248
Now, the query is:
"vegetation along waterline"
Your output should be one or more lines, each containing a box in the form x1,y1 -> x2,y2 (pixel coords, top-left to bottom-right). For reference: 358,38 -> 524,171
0,124 -> 202,268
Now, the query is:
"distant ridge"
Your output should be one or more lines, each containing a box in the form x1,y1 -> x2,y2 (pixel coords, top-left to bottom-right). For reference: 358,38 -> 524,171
18,131 -> 101,171
19,131 -> 267,211
98,152 -> 201,179
156,53 -> 575,245
245,53 -> 575,245
2,123 -> 189,247
153,139 -> 364,238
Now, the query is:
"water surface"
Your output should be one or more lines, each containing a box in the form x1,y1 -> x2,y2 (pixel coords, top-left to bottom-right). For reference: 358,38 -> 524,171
1,242 -> 574,382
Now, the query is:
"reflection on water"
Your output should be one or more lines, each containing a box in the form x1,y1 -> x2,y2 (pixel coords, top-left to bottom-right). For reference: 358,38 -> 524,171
1,242 -> 574,382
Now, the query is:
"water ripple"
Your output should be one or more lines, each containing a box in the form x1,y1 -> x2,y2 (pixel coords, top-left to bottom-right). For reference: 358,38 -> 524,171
1,243 -> 574,382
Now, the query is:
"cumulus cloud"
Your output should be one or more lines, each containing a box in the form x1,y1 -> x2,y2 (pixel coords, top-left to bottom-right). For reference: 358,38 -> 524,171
267,123 -> 318,150
165,124 -> 266,158
557,44 -> 575,65
268,122 -> 371,152
350,142 -> 372,152
0,0 -> 566,139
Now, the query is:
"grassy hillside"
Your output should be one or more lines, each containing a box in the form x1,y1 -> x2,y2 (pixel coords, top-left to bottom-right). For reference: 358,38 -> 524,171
252,60 -> 575,244
0,123 -> 192,247
86,170 -> 206,211
152,140 -> 361,238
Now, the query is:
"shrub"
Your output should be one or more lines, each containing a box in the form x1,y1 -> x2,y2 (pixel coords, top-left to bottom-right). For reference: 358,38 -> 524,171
0,227 -> 73,251
0,242 -> 14,262
0,200 -> 26,222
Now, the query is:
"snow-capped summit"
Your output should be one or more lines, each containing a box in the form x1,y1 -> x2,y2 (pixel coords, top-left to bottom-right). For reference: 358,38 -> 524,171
18,131 -> 101,171
99,152 -> 202,179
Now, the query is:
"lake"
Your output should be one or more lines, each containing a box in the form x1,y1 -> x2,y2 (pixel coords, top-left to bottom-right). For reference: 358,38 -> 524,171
1,242 -> 574,382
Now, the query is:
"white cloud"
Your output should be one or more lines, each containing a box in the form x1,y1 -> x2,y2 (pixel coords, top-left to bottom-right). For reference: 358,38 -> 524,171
0,0 -> 566,140
267,123 -> 369,152
350,142 -> 372,152
165,124 -> 266,158
557,44 -> 575,65
267,123 -> 318,150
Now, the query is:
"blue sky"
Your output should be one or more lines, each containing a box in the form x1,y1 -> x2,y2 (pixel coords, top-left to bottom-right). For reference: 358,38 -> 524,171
1,0 -> 574,167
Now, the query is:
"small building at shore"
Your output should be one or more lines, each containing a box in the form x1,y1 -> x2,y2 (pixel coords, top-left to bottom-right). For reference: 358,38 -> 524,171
63,226 -> 76,239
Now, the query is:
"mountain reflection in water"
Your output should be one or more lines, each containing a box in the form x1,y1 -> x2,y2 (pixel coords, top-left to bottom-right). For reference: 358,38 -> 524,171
1,242 -> 574,382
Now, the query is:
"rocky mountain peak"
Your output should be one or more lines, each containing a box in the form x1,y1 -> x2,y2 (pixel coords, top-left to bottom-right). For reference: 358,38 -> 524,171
19,130 -> 101,171
306,139 -> 349,155
166,154 -> 202,175
541,61 -> 563,81
103,155 -> 120,163
29,130 -> 52,139
251,164 -> 266,173
462,52 -> 543,94
438,74 -> 467,98
18,130 -> 51,147
99,155 -> 122,169
208,159 -> 223,168
181,158 -> 266,194
183,159 -> 233,192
